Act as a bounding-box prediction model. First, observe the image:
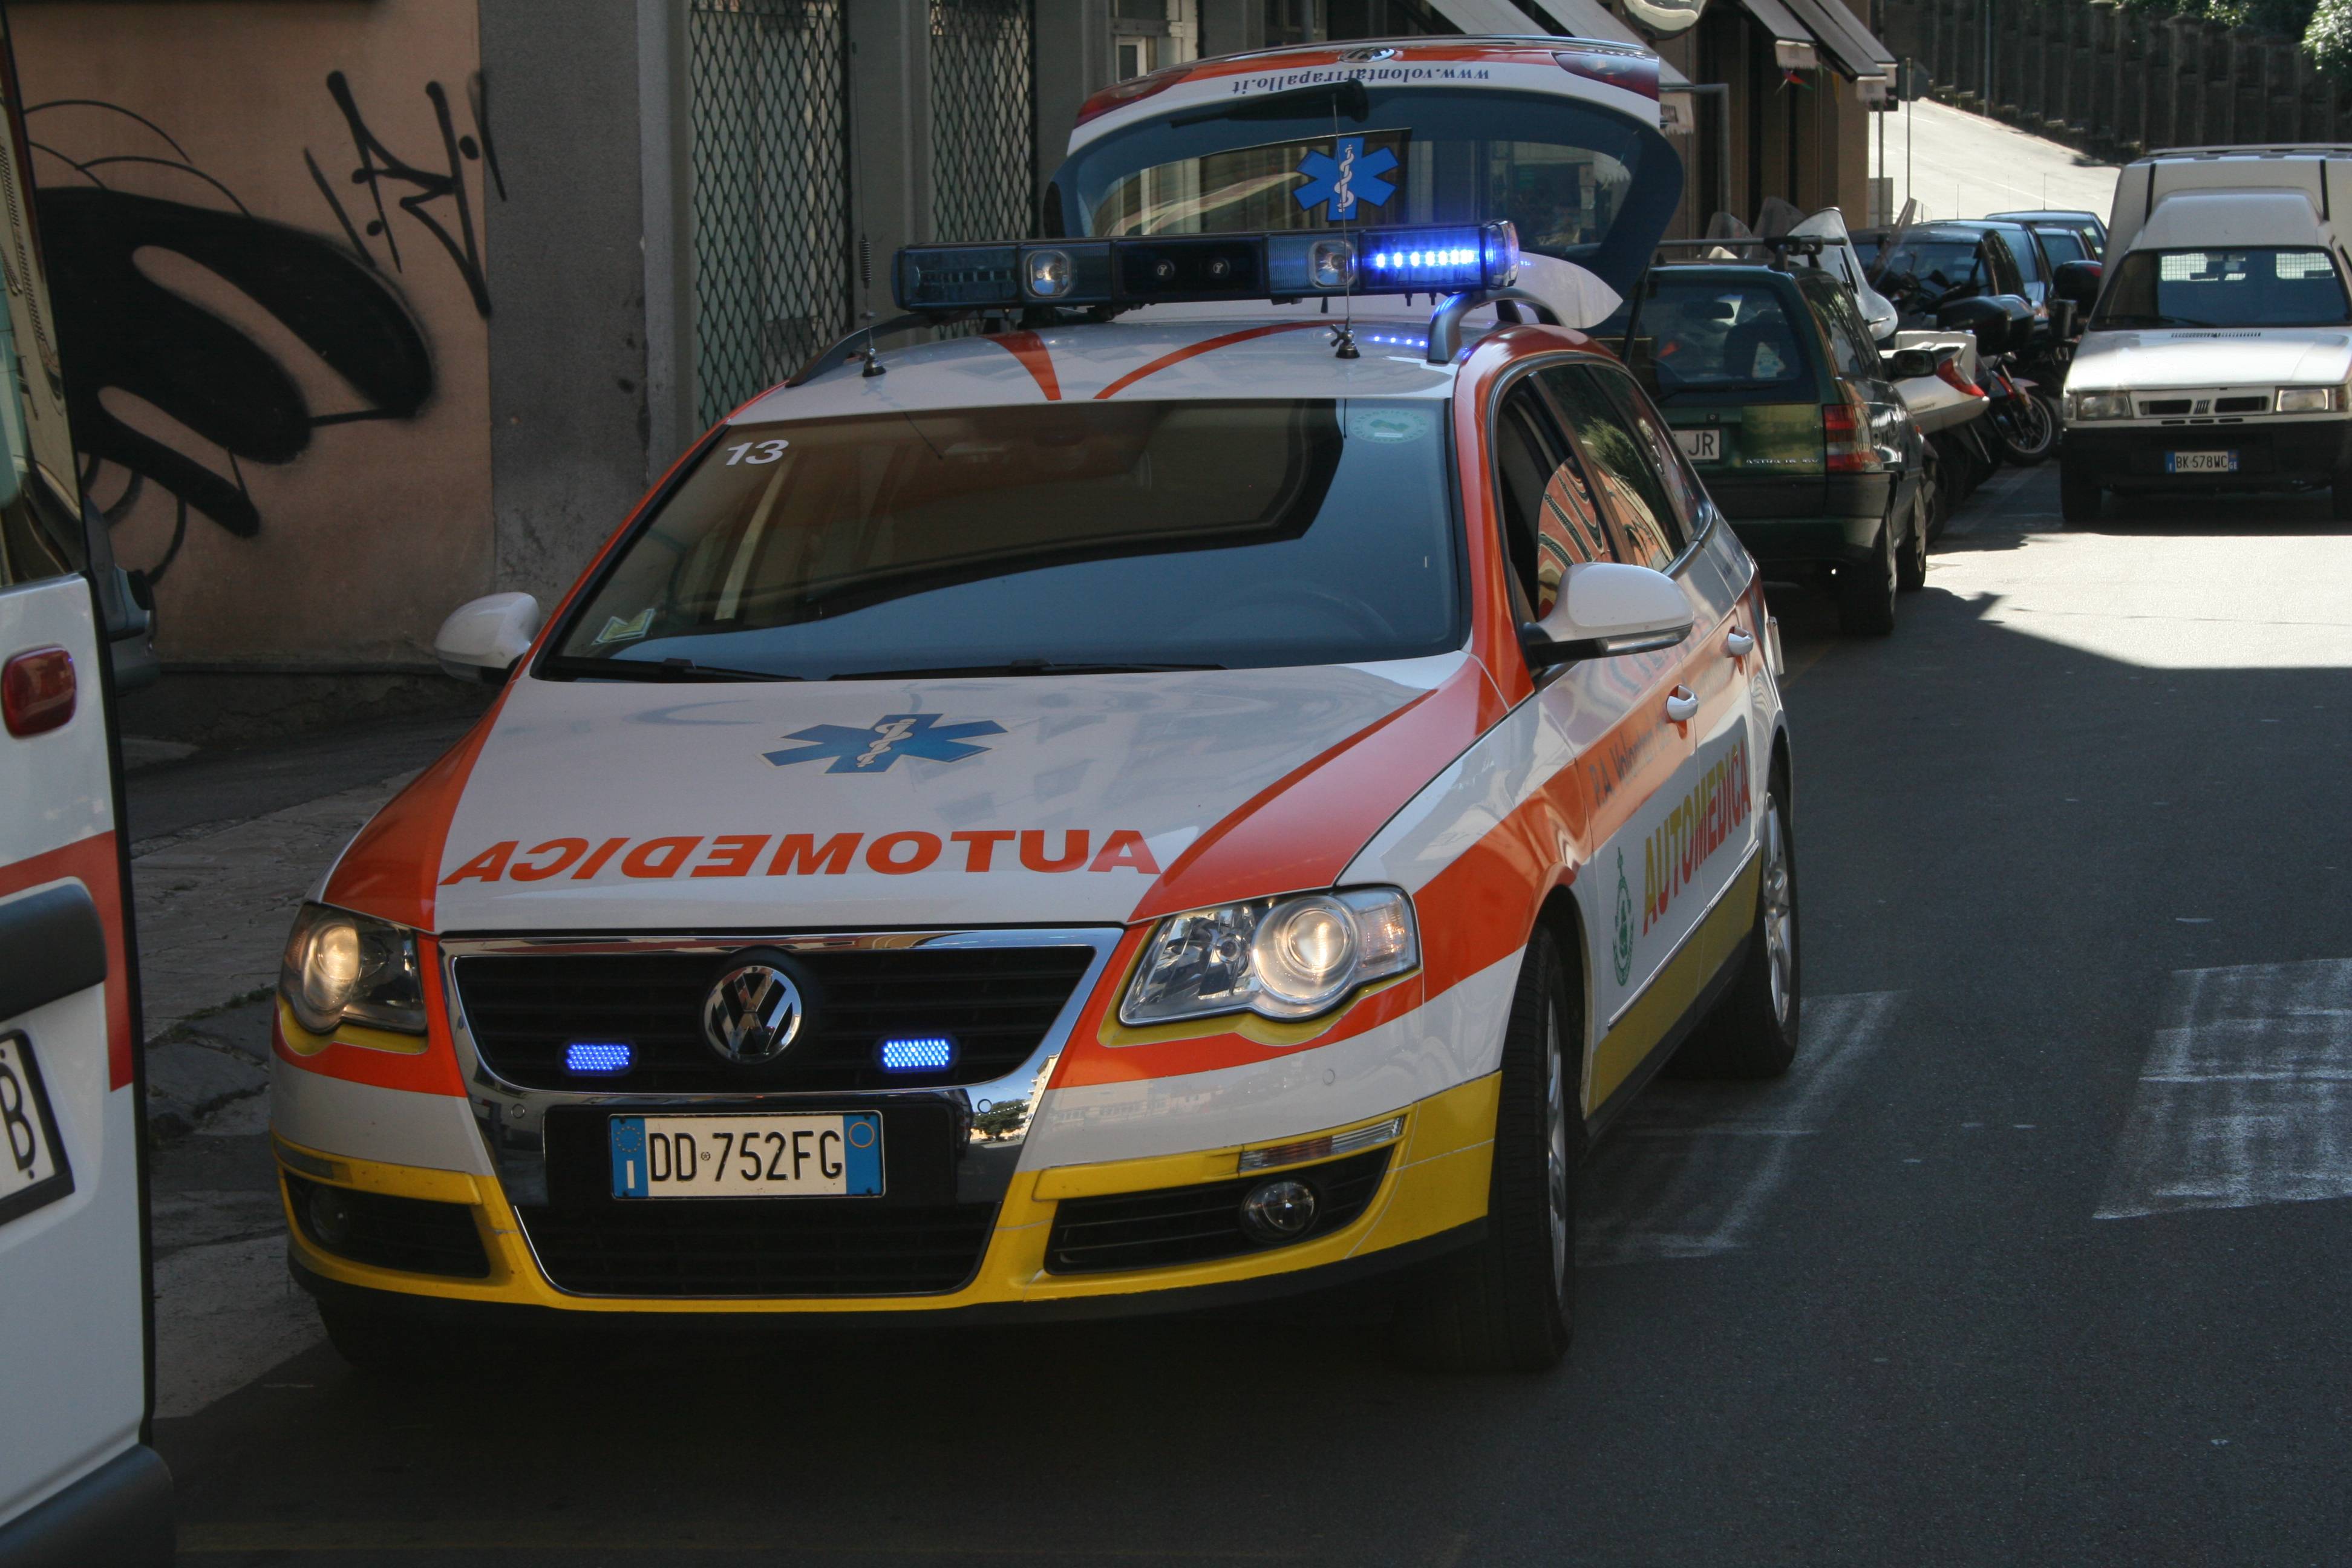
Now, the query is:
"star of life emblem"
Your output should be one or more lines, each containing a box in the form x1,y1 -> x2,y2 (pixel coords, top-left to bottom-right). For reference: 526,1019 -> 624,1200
763,713 -> 1006,774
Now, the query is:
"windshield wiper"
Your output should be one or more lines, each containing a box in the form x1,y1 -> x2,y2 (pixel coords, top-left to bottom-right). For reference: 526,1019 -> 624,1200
543,655 -> 802,683
834,659 -> 1226,679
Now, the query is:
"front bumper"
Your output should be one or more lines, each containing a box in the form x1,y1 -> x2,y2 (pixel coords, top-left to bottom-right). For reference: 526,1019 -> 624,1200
2065,417 -> 2352,490
275,1073 -> 1500,1319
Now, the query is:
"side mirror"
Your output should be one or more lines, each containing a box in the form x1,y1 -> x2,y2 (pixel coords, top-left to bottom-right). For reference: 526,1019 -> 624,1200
2052,258 -> 2103,307
434,592 -> 541,684
1519,562 -> 1693,668
1889,347 -> 1937,380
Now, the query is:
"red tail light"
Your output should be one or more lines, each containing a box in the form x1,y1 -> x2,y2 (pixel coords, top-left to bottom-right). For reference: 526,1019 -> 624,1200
1823,399 -> 1872,474
2,645 -> 75,737
1934,356 -> 1987,399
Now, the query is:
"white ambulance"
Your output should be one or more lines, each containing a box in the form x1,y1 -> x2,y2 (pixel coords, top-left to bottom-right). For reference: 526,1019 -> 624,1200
0,18 -> 173,1565
273,38 -> 1799,1373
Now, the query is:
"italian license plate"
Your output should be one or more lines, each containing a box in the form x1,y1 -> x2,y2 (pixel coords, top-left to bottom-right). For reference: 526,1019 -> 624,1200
0,1031 -> 75,1229
609,1112 -> 883,1199
2166,450 -> 2238,474
1676,428 -> 1722,463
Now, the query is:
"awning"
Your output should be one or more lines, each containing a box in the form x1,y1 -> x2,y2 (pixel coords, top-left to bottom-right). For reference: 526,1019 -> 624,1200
1724,0 -> 1815,50
1772,0 -> 1898,80
1486,0 -> 1695,88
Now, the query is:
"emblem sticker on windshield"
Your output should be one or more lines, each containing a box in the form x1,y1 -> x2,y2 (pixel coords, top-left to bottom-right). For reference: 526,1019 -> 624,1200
764,713 -> 1006,774
592,608 -> 653,645
1294,134 -> 1398,221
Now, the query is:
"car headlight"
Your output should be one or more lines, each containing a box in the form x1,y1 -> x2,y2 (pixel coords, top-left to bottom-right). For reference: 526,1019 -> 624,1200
278,903 -> 426,1035
2276,385 -> 2344,413
1121,887 -> 1419,1027
2068,391 -> 2131,420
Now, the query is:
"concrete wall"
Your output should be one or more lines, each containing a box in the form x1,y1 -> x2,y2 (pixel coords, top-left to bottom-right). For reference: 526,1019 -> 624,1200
478,0 -> 652,611
13,0 -> 498,668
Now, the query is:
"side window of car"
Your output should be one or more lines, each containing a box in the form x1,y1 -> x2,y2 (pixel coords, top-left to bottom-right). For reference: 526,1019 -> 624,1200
1985,237 -> 2023,296
1808,279 -> 1880,380
1538,362 -> 1691,574
1492,380 -> 1610,619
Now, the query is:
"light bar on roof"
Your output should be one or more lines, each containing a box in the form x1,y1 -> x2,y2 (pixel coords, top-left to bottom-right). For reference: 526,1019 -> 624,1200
893,221 -> 1520,313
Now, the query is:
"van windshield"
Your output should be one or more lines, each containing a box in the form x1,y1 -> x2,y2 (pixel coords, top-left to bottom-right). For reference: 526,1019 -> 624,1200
2094,248 -> 2352,328
547,400 -> 1463,681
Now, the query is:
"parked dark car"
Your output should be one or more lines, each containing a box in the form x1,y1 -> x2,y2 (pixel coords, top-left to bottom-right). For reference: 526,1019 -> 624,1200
1866,219 -> 2059,341
1987,207 -> 2108,260
1604,261 -> 1932,634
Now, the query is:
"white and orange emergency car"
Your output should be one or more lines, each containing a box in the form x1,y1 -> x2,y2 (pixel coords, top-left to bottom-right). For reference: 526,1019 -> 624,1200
273,36 -> 1801,1372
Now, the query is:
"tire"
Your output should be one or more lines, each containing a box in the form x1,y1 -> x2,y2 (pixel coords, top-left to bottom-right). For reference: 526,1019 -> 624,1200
1390,927 -> 1579,1373
2060,456 -> 2103,524
1991,390 -> 2059,466
1669,782 -> 1800,1080
1896,490 -> 1929,592
1836,515 -> 1898,636
318,1296 -> 434,1376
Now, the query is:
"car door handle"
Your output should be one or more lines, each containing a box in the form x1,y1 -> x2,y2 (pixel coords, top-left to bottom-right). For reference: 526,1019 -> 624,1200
1725,626 -> 1756,658
1664,685 -> 1699,724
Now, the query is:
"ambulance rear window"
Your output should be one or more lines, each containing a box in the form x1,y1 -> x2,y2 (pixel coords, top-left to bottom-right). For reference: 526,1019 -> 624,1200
549,399 -> 1462,679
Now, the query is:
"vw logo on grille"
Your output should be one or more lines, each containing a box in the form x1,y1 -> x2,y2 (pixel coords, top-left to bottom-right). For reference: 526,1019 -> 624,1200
702,961 -> 806,1063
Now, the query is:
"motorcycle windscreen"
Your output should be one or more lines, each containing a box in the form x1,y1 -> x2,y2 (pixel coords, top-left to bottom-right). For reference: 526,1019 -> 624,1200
1043,88 -> 1681,304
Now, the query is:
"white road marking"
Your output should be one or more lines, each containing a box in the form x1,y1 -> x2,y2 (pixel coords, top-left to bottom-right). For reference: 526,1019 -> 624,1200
2096,959 -> 2352,1220
1579,991 -> 1903,1265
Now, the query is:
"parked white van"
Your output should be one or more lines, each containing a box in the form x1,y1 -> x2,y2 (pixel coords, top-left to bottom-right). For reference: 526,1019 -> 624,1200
2060,146 -> 2352,521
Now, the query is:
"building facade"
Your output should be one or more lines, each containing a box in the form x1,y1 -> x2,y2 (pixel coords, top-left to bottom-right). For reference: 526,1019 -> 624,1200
10,0 -> 1890,686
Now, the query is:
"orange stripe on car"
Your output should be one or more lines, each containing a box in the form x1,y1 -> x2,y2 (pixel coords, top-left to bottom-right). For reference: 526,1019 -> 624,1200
985,330 -> 1062,400
1094,321 -> 1324,400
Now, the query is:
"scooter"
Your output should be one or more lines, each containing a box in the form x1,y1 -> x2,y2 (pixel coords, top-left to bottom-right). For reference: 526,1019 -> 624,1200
1981,351 -> 2059,466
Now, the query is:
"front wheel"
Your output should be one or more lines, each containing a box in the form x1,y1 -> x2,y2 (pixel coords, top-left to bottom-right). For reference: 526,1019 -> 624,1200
1991,391 -> 2059,465
2060,456 -> 2103,524
1670,783 -> 1800,1079
1390,927 -> 1579,1373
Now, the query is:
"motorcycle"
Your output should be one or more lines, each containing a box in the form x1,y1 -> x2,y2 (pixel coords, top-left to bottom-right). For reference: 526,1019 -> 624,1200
1980,351 -> 2059,465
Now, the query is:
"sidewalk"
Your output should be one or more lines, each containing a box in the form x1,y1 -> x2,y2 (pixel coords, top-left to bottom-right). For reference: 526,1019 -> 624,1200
128,709 -> 479,1417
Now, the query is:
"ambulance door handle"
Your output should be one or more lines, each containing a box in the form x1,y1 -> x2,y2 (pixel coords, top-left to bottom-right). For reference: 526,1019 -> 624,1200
1724,626 -> 1756,658
1664,685 -> 1699,724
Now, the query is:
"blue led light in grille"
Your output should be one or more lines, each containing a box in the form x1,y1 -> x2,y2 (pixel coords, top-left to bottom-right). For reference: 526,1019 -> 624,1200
878,1036 -> 958,1073
565,1041 -> 634,1075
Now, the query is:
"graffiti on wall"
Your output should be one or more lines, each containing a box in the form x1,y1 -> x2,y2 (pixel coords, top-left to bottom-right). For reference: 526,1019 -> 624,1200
25,73 -> 502,581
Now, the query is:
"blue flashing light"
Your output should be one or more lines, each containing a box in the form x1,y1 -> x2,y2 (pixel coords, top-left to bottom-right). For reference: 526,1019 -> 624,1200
878,1036 -> 958,1073
566,1041 -> 634,1076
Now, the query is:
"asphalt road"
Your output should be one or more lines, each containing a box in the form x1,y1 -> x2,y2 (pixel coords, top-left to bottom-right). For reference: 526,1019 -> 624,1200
153,462 -> 2352,1566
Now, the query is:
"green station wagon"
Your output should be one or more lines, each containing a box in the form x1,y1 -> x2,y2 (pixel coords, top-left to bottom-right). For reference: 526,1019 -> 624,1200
1607,262 -> 1930,633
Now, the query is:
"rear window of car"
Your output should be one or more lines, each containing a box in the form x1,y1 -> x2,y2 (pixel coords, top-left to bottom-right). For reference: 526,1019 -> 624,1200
1607,279 -> 1818,401
2094,247 -> 2352,330
2034,228 -> 2087,266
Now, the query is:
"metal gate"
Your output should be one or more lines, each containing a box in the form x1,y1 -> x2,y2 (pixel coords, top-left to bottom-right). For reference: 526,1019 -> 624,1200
929,0 -> 1036,243
688,0 -> 854,424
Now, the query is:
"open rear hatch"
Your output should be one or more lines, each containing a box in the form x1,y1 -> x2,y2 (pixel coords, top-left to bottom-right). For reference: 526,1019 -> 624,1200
1044,41 -> 1684,328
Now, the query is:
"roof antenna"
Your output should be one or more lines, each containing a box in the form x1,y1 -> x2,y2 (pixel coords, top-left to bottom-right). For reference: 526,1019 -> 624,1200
858,236 -> 886,377
1329,104 -> 1359,361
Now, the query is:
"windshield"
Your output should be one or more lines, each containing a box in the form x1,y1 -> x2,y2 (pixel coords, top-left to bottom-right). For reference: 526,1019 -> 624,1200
1875,238 -> 1989,301
549,400 -> 1462,680
1599,280 -> 1818,401
2093,248 -> 2352,328
1048,90 -> 1677,295
2034,228 -> 2087,266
